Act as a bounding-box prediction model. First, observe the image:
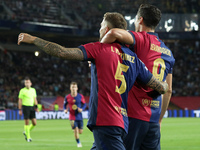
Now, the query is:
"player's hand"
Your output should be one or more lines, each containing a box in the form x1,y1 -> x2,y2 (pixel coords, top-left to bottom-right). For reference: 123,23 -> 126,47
77,108 -> 83,113
19,110 -> 22,116
88,61 -> 91,68
18,33 -> 36,45
162,82 -> 169,94
64,109 -> 68,114
36,108 -> 39,113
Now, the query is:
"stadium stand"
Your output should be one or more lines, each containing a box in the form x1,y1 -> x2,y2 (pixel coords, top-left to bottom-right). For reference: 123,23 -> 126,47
0,0 -> 200,110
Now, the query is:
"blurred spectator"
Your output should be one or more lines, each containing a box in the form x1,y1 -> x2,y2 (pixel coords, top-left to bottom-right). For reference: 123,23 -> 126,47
1,0 -> 200,29
0,49 -> 91,109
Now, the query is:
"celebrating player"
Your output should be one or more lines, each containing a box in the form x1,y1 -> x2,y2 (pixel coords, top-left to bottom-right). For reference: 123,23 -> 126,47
18,12 -> 168,150
63,82 -> 86,147
101,4 -> 175,150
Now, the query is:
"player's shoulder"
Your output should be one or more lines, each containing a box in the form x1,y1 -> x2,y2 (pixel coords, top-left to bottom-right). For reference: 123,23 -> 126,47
65,94 -> 70,98
78,93 -> 84,97
20,87 -> 26,92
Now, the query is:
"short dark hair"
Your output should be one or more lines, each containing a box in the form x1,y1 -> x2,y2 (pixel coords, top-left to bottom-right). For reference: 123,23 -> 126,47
137,4 -> 161,29
104,12 -> 127,30
70,81 -> 78,86
25,77 -> 30,80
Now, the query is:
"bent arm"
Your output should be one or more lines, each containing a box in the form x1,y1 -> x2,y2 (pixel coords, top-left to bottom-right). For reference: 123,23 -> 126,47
101,28 -> 134,44
159,74 -> 172,123
18,33 -> 84,61
146,76 -> 168,95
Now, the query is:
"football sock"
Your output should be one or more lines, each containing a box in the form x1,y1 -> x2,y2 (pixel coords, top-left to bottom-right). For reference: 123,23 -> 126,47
29,124 -> 35,131
25,125 -> 31,139
24,125 -> 26,134
76,139 -> 80,143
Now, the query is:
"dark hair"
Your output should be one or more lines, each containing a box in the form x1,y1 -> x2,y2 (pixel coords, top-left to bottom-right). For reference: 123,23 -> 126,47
70,81 -> 78,86
104,12 -> 127,30
137,4 -> 161,29
25,77 -> 30,80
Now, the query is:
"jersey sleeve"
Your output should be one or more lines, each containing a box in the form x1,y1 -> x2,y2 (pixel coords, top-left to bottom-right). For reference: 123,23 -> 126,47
168,57 -> 175,74
18,89 -> 23,99
136,58 -> 153,84
78,42 -> 102,61
34,88 -> 37,97
63,95 -> 68,110
128,31 -> 146,53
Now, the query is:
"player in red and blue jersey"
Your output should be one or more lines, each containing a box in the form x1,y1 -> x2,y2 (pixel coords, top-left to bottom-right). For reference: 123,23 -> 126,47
101,4 -> 175,150
79,13 -> 168,150
63,82 -> 86,147
18,12 -> 168,150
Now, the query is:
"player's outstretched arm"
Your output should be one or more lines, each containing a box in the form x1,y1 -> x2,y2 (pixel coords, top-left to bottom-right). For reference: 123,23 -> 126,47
101,28 -> 134,44
18,33 -> 84,61
146,76 -> 168,94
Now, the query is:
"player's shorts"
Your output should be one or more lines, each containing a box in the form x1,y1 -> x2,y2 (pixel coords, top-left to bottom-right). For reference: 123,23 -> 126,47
124,117 -> 160,150
70,120 -> 83,130
92,126 -> 126,150
22,105 -> 36,119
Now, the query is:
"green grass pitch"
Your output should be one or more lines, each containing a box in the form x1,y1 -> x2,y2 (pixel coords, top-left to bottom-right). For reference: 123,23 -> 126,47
0,118 -> 200,150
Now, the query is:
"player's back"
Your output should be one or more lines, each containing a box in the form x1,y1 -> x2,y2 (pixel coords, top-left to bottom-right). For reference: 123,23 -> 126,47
79,42 -> 152,132
128,31 -> 175,122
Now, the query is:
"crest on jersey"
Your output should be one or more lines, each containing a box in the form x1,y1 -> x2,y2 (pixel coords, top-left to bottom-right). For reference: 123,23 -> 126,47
142,99 -> 150,106
72,104 -> 77,110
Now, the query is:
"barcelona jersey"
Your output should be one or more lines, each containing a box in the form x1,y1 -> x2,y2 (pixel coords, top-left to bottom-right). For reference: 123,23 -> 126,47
79,42 -> 152,133
128,31 -> 175,122
63,93 -> 86,121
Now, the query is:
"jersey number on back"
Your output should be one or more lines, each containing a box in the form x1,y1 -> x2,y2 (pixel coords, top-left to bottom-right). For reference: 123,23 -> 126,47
115,61 -> 129,94
152,58 -> 166,81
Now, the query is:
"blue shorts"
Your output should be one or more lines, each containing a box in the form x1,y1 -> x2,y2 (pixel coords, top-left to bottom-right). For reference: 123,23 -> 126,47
124,118 -> 160,150
70,120 -> 83,130
92,126 -> 126,150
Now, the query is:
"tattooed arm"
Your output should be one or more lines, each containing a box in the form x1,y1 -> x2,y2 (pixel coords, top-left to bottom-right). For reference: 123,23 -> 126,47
18,33 -> 84,61
146,75 -> 168,94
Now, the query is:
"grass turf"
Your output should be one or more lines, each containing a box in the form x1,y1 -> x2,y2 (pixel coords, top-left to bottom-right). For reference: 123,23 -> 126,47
0,118 -> 199,150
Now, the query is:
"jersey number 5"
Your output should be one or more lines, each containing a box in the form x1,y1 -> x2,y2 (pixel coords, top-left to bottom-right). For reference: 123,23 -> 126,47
115,61 -> 129,94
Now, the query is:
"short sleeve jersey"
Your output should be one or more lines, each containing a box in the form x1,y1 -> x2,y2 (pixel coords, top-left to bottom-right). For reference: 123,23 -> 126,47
128,31 -> 175,122
79,42 -> 152,133
63,93 -> 86,121
18,87 -> 37,106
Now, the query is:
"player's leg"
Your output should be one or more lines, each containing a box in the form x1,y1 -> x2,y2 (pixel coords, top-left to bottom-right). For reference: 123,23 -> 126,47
30,118 -> 37,131
76,120 -> 83,147
78,120 -> 83,134
124,118 -> 149,150
140,122 -> 160,150
29,107 -> 37,131
93,126 -> 126,150
26,107 -> 36,141
22,106 -> 31,141
70,120 -> 81,147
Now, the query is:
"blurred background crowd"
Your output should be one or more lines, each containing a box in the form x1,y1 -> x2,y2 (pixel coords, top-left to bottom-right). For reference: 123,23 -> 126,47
0,0 -> 199,109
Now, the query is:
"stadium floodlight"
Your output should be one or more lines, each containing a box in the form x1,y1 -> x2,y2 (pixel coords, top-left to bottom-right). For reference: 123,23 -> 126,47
35,51 -> 39,56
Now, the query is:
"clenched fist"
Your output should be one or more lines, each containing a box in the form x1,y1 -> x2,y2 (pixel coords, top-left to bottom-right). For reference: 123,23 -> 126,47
17,33 -> 36,45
